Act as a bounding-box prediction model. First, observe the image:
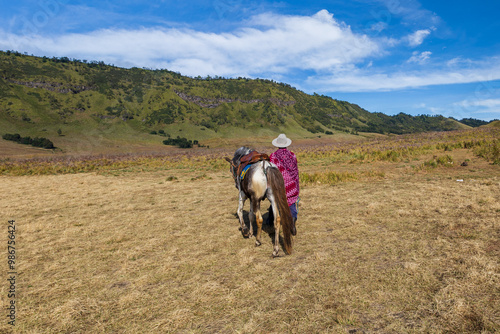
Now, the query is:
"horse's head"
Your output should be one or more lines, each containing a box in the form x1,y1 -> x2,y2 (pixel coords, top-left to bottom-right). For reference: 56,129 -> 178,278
225,146 -> 253,188
224,156 -> 237,187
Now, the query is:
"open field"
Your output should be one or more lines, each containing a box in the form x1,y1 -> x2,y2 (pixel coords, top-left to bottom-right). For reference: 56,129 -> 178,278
0,128 -> 499,333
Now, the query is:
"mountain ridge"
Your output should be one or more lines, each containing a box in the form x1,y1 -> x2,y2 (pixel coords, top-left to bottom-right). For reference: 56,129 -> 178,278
0,50 -> 489,153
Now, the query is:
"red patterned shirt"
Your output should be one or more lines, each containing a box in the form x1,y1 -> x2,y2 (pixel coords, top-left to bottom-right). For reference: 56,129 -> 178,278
270,148 -> 299,206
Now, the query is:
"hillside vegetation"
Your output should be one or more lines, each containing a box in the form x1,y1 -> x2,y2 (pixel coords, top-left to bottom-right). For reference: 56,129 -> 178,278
0,51 -> 480,154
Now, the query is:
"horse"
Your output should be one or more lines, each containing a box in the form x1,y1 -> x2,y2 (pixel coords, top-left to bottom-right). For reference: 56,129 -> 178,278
225,147 -> 295,257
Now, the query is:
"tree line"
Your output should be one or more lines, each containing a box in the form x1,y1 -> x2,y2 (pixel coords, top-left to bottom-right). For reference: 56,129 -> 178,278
2,133 -> 55,149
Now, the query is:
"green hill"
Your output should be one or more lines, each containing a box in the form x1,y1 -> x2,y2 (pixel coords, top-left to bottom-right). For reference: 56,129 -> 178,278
483,120 -> 500,128
0,51 -> 475,152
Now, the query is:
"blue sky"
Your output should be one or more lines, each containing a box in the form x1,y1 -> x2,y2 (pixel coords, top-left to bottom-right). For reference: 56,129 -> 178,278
1,0 -> 500,121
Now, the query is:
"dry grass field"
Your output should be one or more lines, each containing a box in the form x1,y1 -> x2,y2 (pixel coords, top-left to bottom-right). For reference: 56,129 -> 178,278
0,128 -> 499,333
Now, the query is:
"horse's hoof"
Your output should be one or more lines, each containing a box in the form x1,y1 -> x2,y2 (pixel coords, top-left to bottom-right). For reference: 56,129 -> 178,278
255,240 -> 261,247
272,251 -> 279,257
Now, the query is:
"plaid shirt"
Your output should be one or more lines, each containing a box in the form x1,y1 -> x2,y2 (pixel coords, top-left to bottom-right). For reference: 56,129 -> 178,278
270,148 -> 299,206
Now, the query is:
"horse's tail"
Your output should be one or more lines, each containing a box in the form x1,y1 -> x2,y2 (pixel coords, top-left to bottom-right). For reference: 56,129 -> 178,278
267,166 -> 293,254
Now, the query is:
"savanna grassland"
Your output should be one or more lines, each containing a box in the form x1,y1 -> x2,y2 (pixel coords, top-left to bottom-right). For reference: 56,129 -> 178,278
0,127 -> 499,333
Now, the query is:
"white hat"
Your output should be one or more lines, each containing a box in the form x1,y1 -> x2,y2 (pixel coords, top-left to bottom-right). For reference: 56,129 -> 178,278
272,134 -> 292,148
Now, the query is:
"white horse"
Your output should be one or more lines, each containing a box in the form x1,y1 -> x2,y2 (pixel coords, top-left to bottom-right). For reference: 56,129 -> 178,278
225,147 -> 295,257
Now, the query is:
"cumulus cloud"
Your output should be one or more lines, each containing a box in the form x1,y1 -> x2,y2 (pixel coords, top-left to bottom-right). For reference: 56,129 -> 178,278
0,9 -> 381,77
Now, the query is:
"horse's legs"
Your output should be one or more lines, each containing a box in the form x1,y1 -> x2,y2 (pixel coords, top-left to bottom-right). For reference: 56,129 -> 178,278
248,199 -> 254,238
270,199 -> 281,257
238,191 -> 249,237
253,200 -> 263,246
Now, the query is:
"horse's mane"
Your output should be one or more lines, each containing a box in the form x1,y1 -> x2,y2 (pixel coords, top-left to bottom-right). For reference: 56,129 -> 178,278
233,146 -> 253,164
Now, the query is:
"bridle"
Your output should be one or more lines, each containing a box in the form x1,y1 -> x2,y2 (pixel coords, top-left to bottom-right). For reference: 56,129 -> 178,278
227,159 -> 239,187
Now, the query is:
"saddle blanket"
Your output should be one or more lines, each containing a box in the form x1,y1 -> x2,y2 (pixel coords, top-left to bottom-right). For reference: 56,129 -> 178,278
240,164 -> 251,180
238,151 -> 270,181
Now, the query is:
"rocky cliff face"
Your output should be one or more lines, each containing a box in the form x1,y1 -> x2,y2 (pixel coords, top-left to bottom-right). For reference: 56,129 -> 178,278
174,90 -> 296,108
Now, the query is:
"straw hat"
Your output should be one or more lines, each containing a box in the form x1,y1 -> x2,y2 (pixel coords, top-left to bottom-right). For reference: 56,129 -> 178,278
272,134 -> 292,148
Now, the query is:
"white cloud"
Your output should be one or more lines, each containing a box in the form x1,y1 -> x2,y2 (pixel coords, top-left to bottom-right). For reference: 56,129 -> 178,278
378,0 -> 442,27
407,51 -> 432,64
446,57 -> 473,68
1,7 -> 500,98
0,10 -> 382,77
455,98 -> 500,108
428,107 -> 445,114
452,98 -> 500,120
407,29 -> 431,47
370,21 -> 388,33
308,57 -> 500,92
413,103 -> 444,115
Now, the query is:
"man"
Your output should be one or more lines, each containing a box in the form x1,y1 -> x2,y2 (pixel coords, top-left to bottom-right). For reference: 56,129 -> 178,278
268,134 -> 300,225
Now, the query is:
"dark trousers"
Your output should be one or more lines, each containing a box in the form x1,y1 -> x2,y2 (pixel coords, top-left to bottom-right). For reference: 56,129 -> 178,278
267,202 -> 297,224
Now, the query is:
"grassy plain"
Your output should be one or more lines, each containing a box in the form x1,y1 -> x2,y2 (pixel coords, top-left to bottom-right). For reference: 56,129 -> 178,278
0,128 -> 499,333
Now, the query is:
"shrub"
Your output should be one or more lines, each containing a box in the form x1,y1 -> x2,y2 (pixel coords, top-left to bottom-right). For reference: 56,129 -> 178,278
32,137 -> 55,149
422,155 -> 454,169
474,139 -> 500,165
163,136 -> 193,148
436,155 -> 454,166
3,133 -> 54,149
20,136 -> 33,145
3,133 -> 21,142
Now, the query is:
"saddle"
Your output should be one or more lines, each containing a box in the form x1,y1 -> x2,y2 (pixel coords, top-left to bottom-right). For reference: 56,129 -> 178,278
237,151 -> 270,180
